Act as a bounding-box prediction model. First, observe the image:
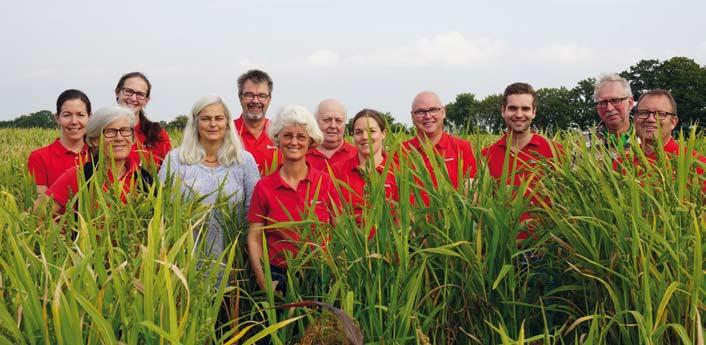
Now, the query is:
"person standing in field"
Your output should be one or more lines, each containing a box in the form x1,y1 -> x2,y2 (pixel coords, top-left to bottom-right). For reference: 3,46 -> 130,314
628,89 -> 706,190
306,99 -> 357,172
27,89 -> 91,195
584,73 -> 636,154
114,72 -> 172,169
481,82 -> 563,240
158,95 -> 259,258
332,109 -> 398,236
35,105 -> 153,216
234,69 -> 281,175
401,91 -> 476,204
247,105 -> 339,293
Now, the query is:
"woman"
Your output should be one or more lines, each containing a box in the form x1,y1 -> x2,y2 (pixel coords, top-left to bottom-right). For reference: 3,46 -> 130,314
114,72 -> 171,168
159,95 -> 259,258
247,104 -> 339,292
38,105 -> 152,215
332,109 -> 398,236
27,89 -> 91,194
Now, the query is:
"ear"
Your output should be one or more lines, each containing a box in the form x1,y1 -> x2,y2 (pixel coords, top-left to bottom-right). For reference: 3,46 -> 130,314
670,116 -> 679,129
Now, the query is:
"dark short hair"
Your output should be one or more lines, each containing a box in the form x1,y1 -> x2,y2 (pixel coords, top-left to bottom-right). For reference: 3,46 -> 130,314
115,71 -> 152,98
637,89 -> 677,115
56,89 -> 91,115
502,82 -> 537,109
350,108 -> 387,135
237,69 -> 273,97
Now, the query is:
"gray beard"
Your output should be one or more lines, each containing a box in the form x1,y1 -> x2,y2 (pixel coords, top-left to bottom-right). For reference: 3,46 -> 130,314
243,111 -> 265,121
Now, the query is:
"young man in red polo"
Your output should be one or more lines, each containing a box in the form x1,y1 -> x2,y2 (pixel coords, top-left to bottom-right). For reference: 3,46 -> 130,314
234,69 -> 281,175
401,91 -> 476,205
630,89 -> 706,191
482,82 -> 563,240
306,99 -> 356,172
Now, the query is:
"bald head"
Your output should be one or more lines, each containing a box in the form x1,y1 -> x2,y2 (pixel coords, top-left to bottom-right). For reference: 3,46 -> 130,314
315,99 -> 347,150
411,91 -> 446,141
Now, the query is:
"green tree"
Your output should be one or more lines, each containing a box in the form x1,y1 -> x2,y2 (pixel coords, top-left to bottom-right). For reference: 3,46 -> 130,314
166,115 -> 189,130
445,93 -> 480,132
0,110 -> 55,128
476,94 -> 504,133
569,77 -> 599,129
535,87 -> 574,133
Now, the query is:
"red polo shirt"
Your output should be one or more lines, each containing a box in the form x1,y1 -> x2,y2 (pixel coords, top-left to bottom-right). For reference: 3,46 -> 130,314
247,165 -> 340,268
235,116 -> 281,175
482,133 -> 563,240
27,139 -> 89,188
332,154 -> 398,235
129,122 -> 171,168
616,137 -> 706,192
402,132 -> 477,188
46,156 -> 143,214
306,142 -> 357,172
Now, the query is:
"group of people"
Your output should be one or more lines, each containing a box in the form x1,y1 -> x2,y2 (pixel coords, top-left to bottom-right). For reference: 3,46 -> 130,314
26,69 -> 705,293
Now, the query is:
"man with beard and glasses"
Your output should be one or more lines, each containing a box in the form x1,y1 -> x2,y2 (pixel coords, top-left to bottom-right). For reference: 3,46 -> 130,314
306,99 -> 356,172
482,82 -> 563,240
234,69 -> 281,175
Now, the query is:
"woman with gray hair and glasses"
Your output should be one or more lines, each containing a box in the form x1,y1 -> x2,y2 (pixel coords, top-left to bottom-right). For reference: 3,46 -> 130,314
247,104 -> 340,293
36,105 -> 153,216
158,95 -> 259,259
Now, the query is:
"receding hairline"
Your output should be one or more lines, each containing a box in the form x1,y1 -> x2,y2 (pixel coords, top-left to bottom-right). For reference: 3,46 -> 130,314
315,99 -> 347,119
412,91 -> 443,109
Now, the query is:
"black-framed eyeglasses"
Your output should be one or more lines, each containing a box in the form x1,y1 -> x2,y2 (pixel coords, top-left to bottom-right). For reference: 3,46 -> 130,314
241,92 -> 270,101
595,97 -> 628,109
103,127 -> 134,138
411,107 -> 443,117
634,110 -> 677,120
121,87 -> 148,101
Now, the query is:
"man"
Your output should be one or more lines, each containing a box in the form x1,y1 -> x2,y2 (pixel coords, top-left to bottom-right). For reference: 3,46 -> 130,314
234,69 -> 280,175
482,82 -> 562,240
402,91 -> 476,190
586,73 -> 636,152
306,99 -> 356,171
631,89 -> 706,189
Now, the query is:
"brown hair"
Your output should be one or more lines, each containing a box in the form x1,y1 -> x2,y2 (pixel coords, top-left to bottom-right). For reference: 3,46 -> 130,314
637,89 -> 677,115
350,108 -> 387,135
114,71 -> 164,146
237,69 -> 273,97
502,82 -> 537,109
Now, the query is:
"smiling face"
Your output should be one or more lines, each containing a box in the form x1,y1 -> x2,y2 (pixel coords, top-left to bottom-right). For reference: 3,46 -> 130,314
316,100 -> 346,150
596,81 -> 633,134
277,124 -> 310,162
411,92 -> 445,140
502,93 -> 536,134
57,98 -> 89,142
99,117 -> 133,164
353,116 -> 386,158
634,94 -> 678,145
197,103 -> 227,146
116,76 -> 150,117
239,80 -> 271,122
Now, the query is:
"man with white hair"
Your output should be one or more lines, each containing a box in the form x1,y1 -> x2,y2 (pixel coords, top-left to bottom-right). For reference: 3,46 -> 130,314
306,99 -> 356,171
586,73 -> 636,152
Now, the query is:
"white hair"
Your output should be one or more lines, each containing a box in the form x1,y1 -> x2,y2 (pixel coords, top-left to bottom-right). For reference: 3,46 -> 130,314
268,104 -> 324,146
593,73 -> 633,101
179,95 -> 245,166
86,105 -> 135,149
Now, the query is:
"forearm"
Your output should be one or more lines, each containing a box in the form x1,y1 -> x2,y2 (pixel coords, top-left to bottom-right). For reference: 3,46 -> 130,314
247,224 -> 266,289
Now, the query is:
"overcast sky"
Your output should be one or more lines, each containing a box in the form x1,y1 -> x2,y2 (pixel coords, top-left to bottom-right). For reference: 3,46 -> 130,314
2,0 -> 705,125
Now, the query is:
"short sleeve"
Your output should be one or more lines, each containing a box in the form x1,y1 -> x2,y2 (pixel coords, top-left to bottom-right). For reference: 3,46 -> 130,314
46,167 -> 79,209
247,180 -> 269,224
27,150 -> 48,186
241,151 -> 261,214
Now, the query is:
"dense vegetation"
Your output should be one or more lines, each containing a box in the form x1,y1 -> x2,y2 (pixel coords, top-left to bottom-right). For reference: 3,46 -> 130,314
0,127 -> 703,344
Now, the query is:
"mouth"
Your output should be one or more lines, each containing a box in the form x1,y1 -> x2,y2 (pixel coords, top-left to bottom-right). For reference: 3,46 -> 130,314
247,103 -> 263,112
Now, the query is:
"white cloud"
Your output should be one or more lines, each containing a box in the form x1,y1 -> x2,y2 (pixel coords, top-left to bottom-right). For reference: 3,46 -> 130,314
306,49 -> 340,67
533,43 -> 595,64
346,31 -> 506,67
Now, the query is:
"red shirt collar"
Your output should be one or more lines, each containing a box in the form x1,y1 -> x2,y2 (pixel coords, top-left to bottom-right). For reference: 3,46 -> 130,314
496,132 -> 543,150
410,132 -> 450,150
235,115 -> 270,137
271,162 -> 321,190
50,138 -> 88,155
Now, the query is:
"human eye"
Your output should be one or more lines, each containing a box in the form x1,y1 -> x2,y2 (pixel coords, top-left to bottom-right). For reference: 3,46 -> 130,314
215,116 -> 226,122
521,106 -> 532,112
296,134 -> 308,142
508,106 -> 519,111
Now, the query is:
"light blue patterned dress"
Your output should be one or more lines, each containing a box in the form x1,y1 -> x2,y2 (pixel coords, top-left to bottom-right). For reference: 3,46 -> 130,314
158,148 -> 260,259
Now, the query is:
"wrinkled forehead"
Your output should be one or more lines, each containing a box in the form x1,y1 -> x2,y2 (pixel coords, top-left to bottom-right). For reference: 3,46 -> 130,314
637,94 -> 674,112
317,103 -> 346,120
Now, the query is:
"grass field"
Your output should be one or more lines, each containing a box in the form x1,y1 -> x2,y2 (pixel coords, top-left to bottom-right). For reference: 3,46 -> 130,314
0,127 -> 704,344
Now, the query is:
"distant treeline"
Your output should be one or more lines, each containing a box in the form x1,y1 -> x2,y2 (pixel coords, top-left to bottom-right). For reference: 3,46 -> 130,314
446,56 -> 706,134
4,57 -> 704,133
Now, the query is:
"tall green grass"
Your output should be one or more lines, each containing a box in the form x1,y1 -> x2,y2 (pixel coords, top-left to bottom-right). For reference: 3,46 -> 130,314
0,128 -> 703,344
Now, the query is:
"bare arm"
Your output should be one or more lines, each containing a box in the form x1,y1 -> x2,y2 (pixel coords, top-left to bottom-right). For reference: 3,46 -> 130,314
36,185 -> 48,196
247,222 -> 267,290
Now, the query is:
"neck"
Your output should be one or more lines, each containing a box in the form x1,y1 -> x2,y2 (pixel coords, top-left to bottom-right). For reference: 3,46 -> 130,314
507,130 -> 532,150
243,116 -> 266,136
200,139 -> 222,158
280,160 -> 308,187
318,141 -> 344,158
358,151 -> 384,169
110,159 -> 128,178
59,136 -> 84,153
608,121 -> 630,136
642,137 -> 669,155
418,130 -> 443,145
